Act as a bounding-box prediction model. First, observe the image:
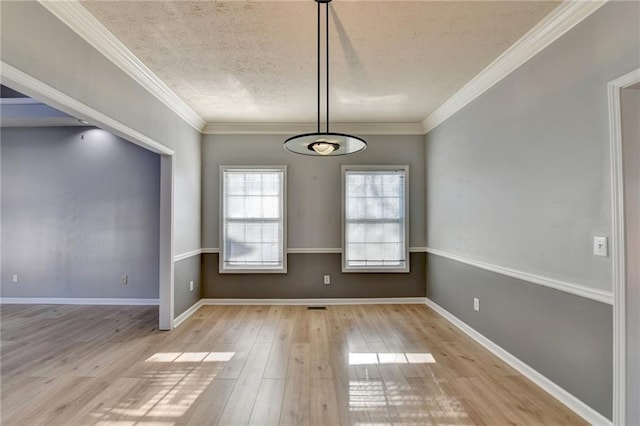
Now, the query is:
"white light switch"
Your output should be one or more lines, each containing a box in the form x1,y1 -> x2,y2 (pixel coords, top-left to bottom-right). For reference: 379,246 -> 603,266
593,237 -> 608,257
12,274 -> 18,283
190,281 -> 194,291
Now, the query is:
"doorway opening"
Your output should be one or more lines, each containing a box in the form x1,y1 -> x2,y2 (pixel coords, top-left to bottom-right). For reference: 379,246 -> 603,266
0,66 -> 175,330
608,67 -> 640,426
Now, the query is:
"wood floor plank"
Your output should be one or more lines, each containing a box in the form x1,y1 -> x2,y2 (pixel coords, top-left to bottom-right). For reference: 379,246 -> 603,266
248,379 -> 286,426
280,343 -> 311,426
217,341 -> 272,425
263,318 -> 295,380
309,310 -> 333,379
256,305 -> 284,343
350,304 -> 385,344
339,317 -> 369,353
309,378 -> 340,426
365,304 -> 408,349
66,377 -> 144,425
177,379 -> 237,426
0,376 -> 76,423
409,375 -> 480,426
328,341 -> 371,426
7,377 -> 111,425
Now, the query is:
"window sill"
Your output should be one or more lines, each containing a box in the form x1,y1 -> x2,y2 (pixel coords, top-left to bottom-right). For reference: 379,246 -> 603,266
219,267 -> 288,274
341,265 -> 410,274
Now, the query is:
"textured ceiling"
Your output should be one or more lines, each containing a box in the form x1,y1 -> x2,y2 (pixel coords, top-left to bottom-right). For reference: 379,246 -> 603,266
82,1 -> 559,124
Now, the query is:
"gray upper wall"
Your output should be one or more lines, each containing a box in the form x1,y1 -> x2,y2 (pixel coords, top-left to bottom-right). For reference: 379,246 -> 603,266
1,127 -> 160,298
425,1 -> 640,292
0,2 -> 201,255
202,134 -> 425,249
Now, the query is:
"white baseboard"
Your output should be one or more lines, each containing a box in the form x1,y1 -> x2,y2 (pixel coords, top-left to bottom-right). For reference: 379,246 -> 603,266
0,297 -> 159,306
173,299 -> 204,328
201,297 -> 427,306
424,298 -> 611,426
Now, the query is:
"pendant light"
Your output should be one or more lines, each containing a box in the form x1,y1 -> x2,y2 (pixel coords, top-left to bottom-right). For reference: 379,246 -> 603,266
283,0 -> 367,156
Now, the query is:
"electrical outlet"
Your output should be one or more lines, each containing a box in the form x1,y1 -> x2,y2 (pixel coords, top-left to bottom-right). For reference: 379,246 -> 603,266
593,236 -> 608,257
323,275 -> 331,285
473,297 -> 480,312
12,274 -> 18,283
121,274 -> 128,285
190,281 -> 194,291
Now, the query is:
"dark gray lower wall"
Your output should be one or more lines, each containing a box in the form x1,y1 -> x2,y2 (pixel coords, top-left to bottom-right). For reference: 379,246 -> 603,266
174,255 -> 202,317
202,252 -> 426,299
427,253 -> 612,419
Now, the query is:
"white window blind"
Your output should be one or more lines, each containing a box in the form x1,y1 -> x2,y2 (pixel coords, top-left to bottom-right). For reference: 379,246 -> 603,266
221,167 -> 286,272
343,167 -> 408,272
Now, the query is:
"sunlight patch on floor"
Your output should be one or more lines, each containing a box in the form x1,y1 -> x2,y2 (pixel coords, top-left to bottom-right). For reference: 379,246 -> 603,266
349,352 -> 436,365
96,422 -> 175,426
349,380 -> 471,424
91,367 -> 217,421
145,352 -> 235,363
90,352 -> 235,423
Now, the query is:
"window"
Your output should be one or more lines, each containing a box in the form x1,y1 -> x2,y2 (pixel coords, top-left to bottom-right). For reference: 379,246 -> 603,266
220,166 -> 287,273
342,166 -> 409,272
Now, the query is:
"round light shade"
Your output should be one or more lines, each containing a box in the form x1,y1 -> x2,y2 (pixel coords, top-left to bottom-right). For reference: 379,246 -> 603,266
283,132 -> 367,156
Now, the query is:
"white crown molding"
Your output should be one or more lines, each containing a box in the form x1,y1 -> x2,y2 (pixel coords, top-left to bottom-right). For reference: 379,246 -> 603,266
0,297 -> 159,306
424,298 -> 611,426
38,0 -> 206,132
607,67 -> 640,426
202,122 -> 424,135
202,297 -> 427,306
425,247 -> 613,305
1,61 -> 174,156
421,0 -> 608,134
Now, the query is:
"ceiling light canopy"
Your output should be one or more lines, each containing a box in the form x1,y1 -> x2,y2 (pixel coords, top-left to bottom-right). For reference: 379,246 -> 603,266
284,0 -> 366,157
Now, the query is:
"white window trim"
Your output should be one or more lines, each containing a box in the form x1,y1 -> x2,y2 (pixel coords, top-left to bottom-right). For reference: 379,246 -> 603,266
219,165 -> 288,274
341,165 -> 410,273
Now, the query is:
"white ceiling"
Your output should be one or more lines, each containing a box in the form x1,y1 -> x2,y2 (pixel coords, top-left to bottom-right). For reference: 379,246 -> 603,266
82,1 -> 559,125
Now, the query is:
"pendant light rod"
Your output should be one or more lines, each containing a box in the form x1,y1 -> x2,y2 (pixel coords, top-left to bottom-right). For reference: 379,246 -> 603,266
317,0 -> 320,134
316,0 -> 330,133
326,1 -> 329,133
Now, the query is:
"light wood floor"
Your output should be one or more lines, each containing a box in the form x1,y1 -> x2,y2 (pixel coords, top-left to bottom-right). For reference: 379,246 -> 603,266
0,303 -> 585,425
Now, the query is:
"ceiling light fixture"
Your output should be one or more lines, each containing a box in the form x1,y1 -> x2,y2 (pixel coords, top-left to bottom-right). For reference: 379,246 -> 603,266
283,0 -> 366,156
